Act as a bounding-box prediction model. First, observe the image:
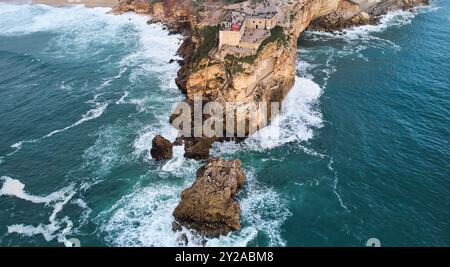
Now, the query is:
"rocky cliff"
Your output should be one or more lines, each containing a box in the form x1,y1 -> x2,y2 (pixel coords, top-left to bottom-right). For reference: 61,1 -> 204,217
308,0 -> 429,31
168,0 -> 428,143
172,0 -> 344,140
114,0 -> 429,239
113,1 -> 429,143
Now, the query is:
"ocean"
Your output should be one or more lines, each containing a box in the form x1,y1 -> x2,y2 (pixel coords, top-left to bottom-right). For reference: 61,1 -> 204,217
0,1 -> 448,246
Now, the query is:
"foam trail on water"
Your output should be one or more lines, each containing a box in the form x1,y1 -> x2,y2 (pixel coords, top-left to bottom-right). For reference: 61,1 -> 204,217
0,176 -> 76,244
327,160 -> 350,213
115,91 -> 129,105
306,9 -> 418,40
4,102 -> 108,158
0,176 -> 73,204
44,103 -> 108,138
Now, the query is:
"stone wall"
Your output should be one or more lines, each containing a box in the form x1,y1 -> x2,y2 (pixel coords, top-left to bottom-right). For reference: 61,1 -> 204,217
218,30 -> 241,49
244,15 -> 277,30
218,14 -> 276,51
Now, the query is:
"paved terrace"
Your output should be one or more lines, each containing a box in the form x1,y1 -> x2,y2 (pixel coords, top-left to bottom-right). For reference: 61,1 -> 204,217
241,28 -> 270,44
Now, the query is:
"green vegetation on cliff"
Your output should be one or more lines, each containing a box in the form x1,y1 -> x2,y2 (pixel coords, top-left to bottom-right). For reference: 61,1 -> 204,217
192,25 -> 219,66
224,26 -> 288,72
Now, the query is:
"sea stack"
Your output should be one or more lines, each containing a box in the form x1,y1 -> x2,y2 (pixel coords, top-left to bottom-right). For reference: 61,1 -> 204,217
172,157 -> 245,237
150,135 -> 173,160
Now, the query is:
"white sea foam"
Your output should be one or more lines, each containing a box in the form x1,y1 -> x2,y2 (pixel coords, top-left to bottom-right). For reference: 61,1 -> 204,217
0,176 -> 76,243
213,76 -> 323,154
208,169 -> 291,247
306,9 -> 418,41
8,215 -> 75,245
160,146 -> 199,177
118,21 -> 182,94
99,166 -> 290,247
115,91 -> 129,105
98,165 -> 198,247
327,159 -> 350,213
0,4 -> 131,57
44,102 -> 108,138
0,176 -> 72,204
304,6 -> 437,54
81,123 -> 131,180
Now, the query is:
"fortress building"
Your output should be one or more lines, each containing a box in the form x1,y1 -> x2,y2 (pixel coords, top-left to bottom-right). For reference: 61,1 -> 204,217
217,3 -> 278,57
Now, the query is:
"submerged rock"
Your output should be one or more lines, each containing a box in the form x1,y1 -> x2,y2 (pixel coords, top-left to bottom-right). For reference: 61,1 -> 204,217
176,233 -> 189,246
150,135 -> 173,160
172,157 -> 245,237
172,221 -> 183,232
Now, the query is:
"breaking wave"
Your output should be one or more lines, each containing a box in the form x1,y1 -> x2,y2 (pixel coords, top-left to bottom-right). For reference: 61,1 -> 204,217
212,76 -> 323,155
303,5 -> 438,58
98,164 -> 290,247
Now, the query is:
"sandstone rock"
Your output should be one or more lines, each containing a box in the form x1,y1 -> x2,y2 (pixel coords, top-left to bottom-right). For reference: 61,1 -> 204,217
306,0 -> 426,32
172,157 -> 245,237
111,0 -> 151,14
351,15 -> 361,24
150,135 -> 173,160
152,2 -> 165,18
367,0 -> 429,16
360,11 -> 371,21
184,137 -> 215,160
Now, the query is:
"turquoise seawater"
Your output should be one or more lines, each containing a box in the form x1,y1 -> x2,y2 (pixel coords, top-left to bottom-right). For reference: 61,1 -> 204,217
0,1 -> 449,246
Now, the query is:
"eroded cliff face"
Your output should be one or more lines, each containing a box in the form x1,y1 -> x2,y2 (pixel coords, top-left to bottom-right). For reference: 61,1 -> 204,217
170,0 -> 429,141
172,0 -> 345,140
308,0 -> 429,31
112,0 -> 429,142
113,0 -> 429,240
